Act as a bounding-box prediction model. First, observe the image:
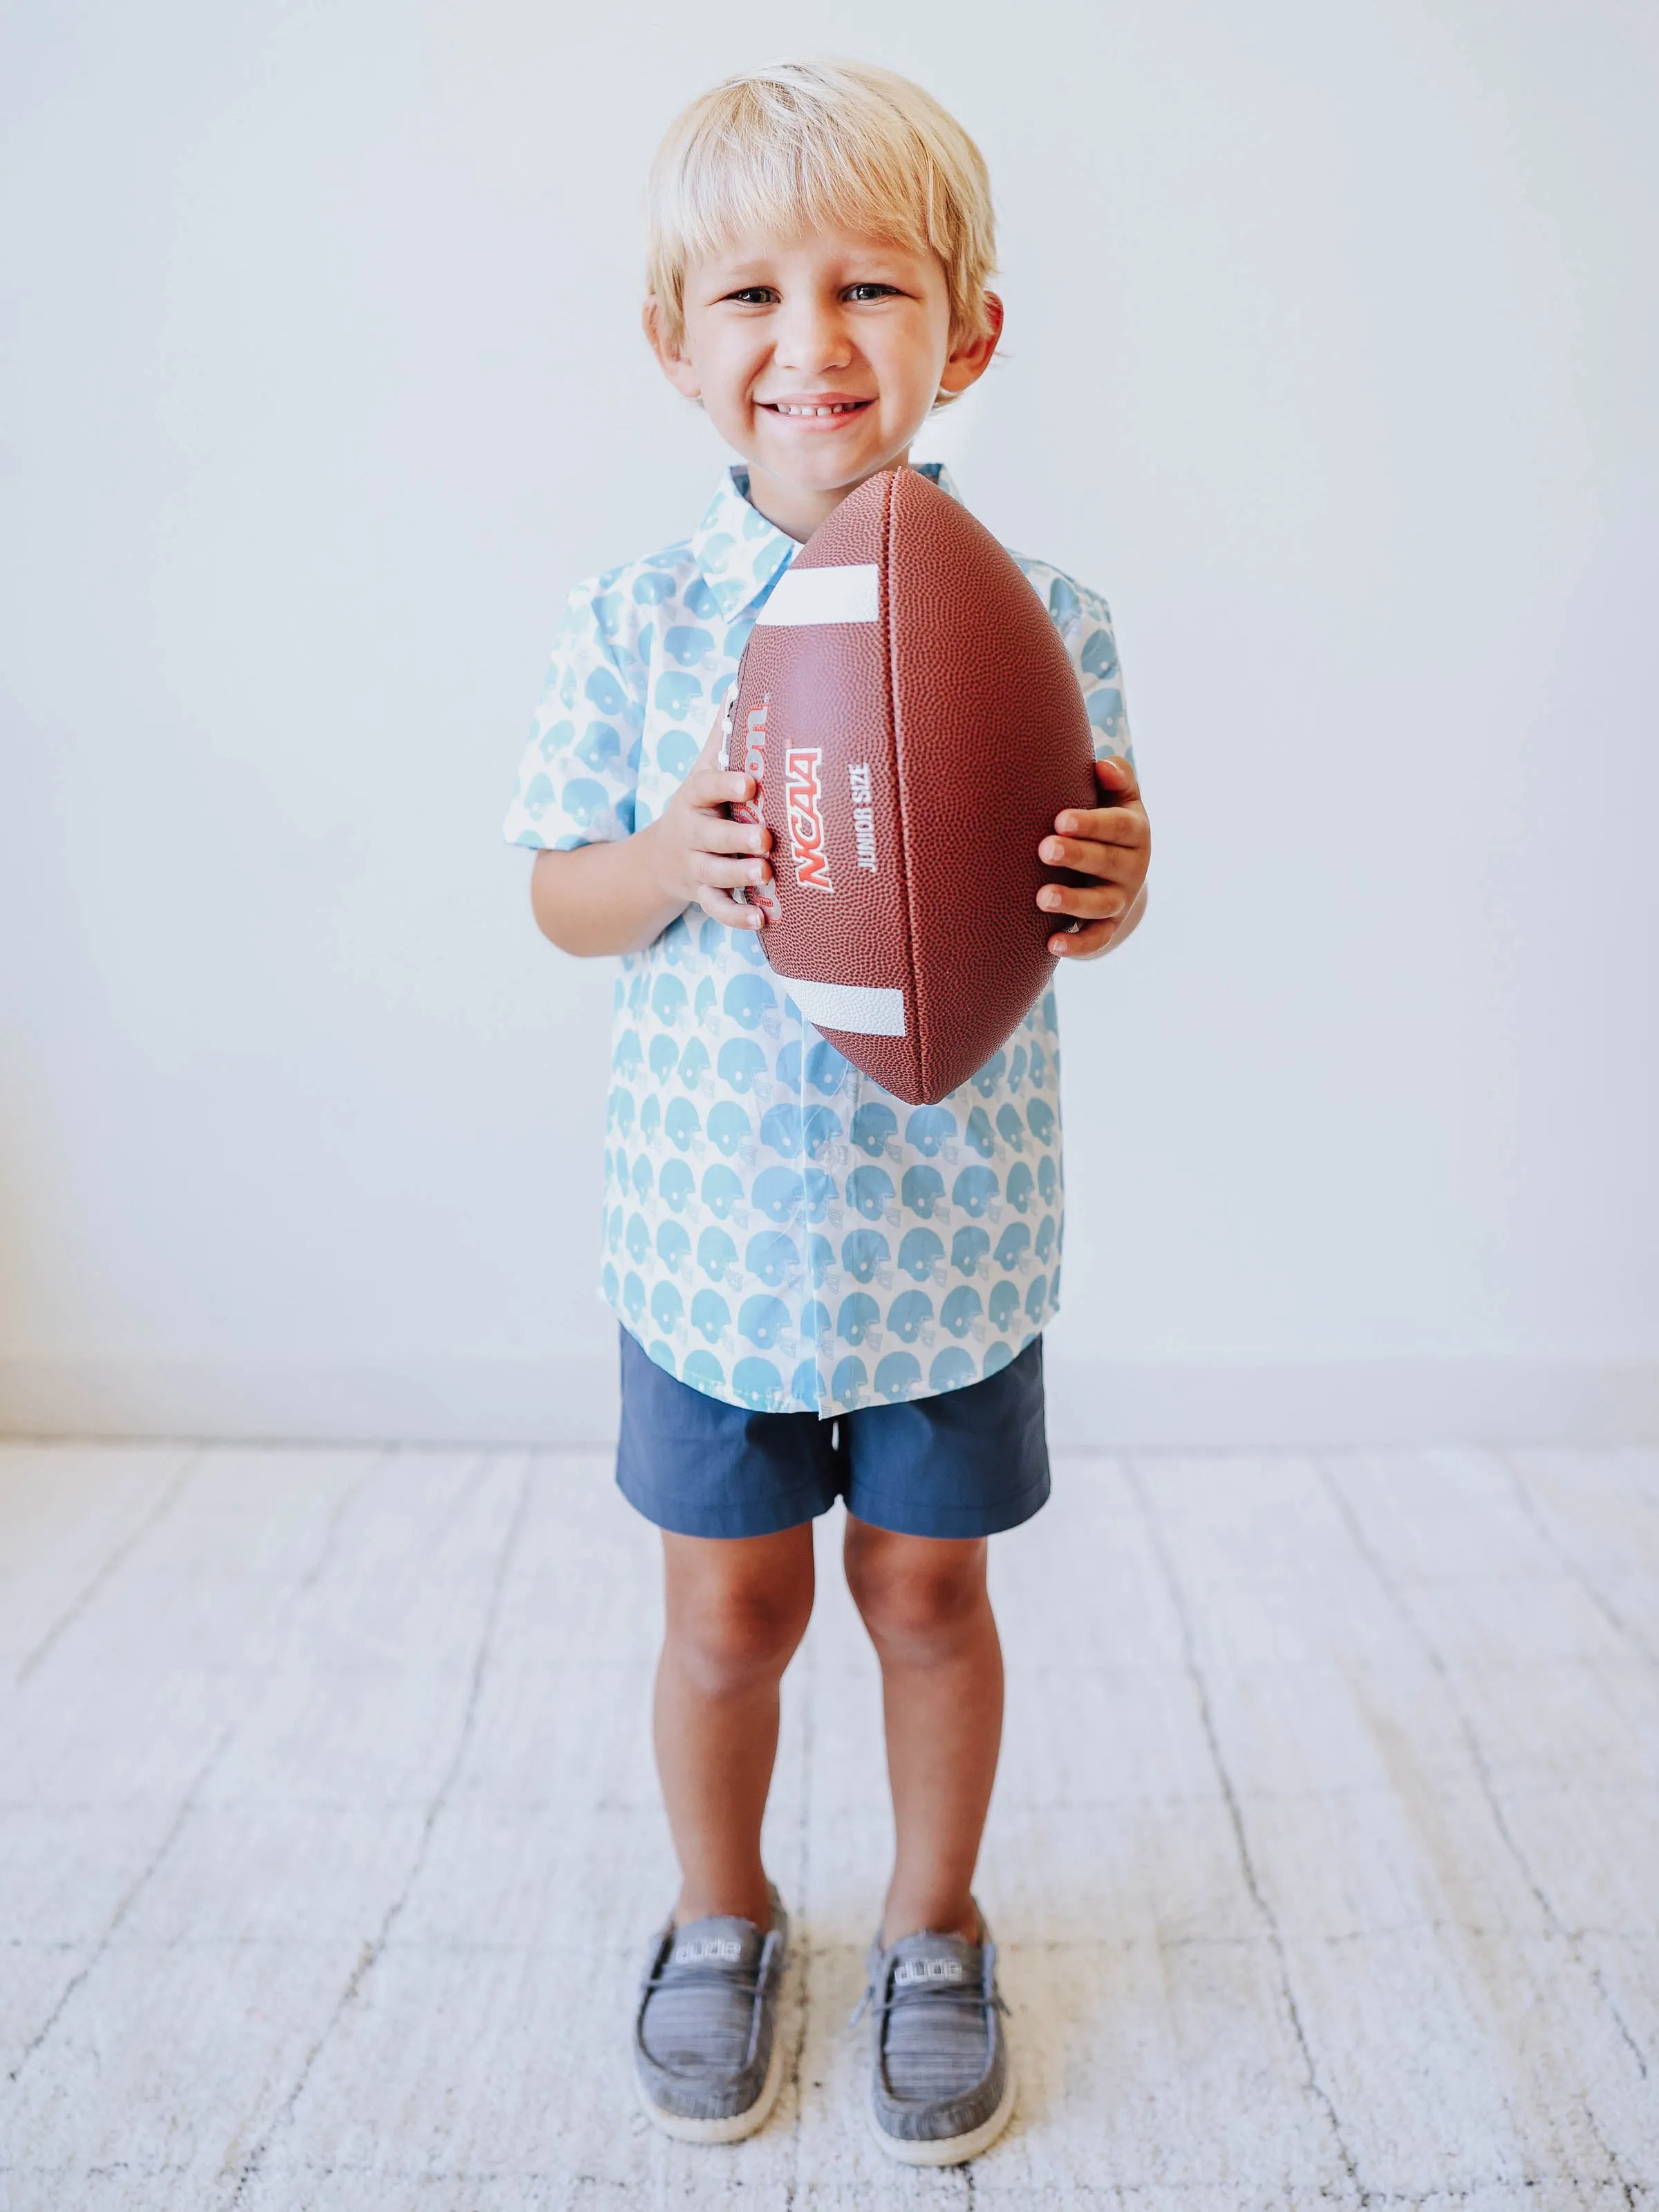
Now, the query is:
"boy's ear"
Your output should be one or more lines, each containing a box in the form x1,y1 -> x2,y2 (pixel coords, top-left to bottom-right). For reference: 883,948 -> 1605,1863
938,290 -> 1004,399
643,294 -> 702,401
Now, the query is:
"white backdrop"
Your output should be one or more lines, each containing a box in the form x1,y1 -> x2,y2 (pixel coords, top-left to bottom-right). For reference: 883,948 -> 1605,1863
2,0 -> 1656,1445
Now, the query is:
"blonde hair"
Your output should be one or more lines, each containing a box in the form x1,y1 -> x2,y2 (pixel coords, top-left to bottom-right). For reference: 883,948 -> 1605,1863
646,59 -> 997,357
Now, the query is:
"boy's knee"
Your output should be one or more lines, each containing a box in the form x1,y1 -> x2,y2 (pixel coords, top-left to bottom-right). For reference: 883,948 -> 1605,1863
665,1557 -> 812,1695
844,1527 -> 988,1658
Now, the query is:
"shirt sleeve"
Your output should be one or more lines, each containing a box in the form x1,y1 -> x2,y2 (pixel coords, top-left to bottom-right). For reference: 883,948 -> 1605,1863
502,577 -> 647,850
1038,570 -> 1134,770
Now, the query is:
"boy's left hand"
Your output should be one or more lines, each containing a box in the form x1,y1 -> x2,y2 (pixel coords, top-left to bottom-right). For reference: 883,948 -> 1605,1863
1036,756 -> 1151,958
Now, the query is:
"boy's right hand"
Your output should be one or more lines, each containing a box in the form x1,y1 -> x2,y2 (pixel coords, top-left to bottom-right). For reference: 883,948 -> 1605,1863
650,713 -> 774,929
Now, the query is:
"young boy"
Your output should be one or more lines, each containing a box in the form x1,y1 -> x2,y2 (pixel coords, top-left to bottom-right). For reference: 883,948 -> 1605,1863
505,59 -> 1150,2164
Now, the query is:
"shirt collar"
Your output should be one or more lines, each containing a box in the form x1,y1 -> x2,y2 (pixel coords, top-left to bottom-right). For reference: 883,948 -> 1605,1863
689,462 -> 963,619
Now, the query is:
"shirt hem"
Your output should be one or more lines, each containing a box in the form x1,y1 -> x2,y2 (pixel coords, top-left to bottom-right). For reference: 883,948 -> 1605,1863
604,1298 -> 1060,1424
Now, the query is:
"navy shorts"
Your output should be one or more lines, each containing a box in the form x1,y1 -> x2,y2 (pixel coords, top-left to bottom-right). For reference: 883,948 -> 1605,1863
615,1326 -> 1050,1541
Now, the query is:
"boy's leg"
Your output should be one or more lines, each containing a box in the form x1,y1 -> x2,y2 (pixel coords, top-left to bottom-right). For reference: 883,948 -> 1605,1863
841,1521 -> 1002,1945
835,1344 -> 1040,2162
843,1519 -> 1016,2164
655,1523 -> 816,1929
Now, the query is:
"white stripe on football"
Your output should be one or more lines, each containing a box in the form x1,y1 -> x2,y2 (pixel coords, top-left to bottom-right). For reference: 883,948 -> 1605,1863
753,563 -> 880,627
777,975 -> 907,1038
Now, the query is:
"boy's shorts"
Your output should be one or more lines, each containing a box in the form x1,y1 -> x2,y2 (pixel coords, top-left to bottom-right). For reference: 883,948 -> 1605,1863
615,1326 -> 1050,1541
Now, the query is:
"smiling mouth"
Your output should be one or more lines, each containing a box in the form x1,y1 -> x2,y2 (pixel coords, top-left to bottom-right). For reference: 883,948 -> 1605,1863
760,398 -> 874,419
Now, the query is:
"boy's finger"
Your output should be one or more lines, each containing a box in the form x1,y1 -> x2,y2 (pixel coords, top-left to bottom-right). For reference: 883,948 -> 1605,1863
1040,831 -> 1143,879
1049,916 -> 1118,957
1090,752 -> 1141,803
686,767 -> 756,810
696,854 -> 774,893
698,887 -> 765,928
693,815 -> 771,858
1048,805 -> 1147,848
1036,880 -> 1129,922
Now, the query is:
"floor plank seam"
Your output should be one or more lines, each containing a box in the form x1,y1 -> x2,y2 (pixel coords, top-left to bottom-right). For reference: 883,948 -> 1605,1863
4,1442 -> 388,2101
224,1450 -> 534,2211
1498,1452 -> 1659,1671
292,1444 -> 388,1594
12,1446 -> 198,1686
3,1723 -> 234,2089
1319,1457 -> 1651,2202
1125,1455 -> 1367,2204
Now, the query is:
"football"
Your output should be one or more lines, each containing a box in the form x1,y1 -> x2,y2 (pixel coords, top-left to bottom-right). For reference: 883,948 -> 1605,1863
723,465 -> 1098,1107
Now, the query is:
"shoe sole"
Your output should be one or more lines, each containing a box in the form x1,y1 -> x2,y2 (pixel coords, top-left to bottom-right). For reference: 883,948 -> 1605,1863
868,2056 -> 1017,2167
635,1993 -> 788,2145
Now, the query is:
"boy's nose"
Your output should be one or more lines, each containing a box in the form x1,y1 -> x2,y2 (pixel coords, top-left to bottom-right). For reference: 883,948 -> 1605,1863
772,303 -> 854,375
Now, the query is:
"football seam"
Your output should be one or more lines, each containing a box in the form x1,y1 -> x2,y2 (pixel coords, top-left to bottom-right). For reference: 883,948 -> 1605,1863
884,471 -> 926,1100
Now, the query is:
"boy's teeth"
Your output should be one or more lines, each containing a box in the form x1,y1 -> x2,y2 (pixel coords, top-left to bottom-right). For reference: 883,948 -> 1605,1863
774,402 -> 861,415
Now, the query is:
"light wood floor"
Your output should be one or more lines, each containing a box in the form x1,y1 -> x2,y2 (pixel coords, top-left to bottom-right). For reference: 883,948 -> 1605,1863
1,1441 -> 1654,2209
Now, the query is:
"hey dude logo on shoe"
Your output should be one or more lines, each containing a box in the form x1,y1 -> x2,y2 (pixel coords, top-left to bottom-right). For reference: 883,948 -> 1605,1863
895,1956 -> 966,1987
673,1935 -> 744,1966
503,462 -> 1134,1422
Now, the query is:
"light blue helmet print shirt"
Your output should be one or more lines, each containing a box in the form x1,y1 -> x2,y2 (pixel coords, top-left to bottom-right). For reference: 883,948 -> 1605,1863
504,464 -> 1132,1418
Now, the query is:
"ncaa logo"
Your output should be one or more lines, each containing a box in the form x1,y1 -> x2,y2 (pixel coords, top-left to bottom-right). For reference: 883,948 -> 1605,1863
785,747 -> 834,894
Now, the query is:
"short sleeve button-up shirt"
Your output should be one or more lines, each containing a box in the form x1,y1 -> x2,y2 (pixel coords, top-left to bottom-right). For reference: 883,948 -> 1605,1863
504,464 -> 1132,1418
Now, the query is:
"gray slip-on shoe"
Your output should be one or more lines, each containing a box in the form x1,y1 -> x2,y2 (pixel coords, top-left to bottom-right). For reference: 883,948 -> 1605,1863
856,1909 -> 1015,2166
633,1885 -> 789,2143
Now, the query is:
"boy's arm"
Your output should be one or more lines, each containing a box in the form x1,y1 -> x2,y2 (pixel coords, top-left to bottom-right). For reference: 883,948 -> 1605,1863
531,720 -> 774,957
534,732 -> 1149,960
1025,573 -> 1144,962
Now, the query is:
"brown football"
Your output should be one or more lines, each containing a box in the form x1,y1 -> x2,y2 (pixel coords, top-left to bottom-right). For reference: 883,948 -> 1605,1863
723,466 -> 1097,1107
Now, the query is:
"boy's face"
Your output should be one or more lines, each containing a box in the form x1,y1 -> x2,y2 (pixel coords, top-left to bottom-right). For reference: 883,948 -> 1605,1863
649,227 -> 1001,539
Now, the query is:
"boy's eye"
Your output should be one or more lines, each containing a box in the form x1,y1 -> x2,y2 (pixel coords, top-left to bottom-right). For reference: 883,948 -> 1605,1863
845,283 -> 901,303
723,287 -> 779,306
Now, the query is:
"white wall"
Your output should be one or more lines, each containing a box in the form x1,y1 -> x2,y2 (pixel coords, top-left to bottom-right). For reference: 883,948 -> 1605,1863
2,0 -> 1656,1445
